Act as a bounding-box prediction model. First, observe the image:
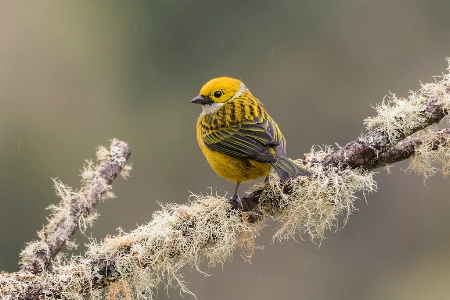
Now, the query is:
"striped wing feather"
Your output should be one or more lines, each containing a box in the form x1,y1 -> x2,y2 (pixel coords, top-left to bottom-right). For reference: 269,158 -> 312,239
203,117 -> 285,163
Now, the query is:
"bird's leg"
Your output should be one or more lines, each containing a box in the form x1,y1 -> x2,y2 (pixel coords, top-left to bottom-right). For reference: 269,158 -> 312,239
229,181 -> 243,209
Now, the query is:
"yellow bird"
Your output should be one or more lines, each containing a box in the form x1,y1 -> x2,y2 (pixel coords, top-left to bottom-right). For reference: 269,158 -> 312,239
191,77 -> 309,207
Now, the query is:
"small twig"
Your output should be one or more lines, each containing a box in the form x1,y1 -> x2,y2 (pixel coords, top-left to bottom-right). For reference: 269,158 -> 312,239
364,128 -> 450,170
21,140 -> 131,274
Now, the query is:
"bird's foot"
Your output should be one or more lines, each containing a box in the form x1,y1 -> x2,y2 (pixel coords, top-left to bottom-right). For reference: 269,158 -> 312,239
229,194 -> 243,210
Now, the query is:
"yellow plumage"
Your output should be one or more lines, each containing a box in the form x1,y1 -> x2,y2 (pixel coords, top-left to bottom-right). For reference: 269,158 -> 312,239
191,77 -> 309,206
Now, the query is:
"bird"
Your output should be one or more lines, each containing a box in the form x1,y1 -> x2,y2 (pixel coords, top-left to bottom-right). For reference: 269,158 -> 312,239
191,77 -> 310,208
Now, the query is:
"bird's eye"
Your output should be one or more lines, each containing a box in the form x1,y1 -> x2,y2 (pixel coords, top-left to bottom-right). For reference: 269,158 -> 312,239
213,91 -> 223,98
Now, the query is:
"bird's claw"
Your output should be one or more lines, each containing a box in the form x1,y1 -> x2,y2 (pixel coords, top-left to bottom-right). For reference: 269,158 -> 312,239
229,194 -> 243,210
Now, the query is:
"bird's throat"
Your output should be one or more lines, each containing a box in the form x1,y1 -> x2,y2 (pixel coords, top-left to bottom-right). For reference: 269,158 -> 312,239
201,102 -> 225,115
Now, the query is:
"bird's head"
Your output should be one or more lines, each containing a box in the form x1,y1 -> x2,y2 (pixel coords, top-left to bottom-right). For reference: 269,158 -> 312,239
191,77 -> 247,115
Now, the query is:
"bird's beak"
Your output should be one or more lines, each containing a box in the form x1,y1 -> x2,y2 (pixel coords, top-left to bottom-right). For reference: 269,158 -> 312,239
190,95 -> 214,105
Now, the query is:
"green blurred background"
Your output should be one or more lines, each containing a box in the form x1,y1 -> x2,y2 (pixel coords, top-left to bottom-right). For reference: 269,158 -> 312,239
1,1 -> 450,299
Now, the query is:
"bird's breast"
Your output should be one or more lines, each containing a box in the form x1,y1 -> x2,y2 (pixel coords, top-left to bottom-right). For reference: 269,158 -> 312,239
198,141 -> 271,182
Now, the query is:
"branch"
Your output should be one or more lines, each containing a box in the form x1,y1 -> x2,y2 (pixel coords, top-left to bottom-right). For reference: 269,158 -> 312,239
1,63 -> 449,300
2,129 -> 449,300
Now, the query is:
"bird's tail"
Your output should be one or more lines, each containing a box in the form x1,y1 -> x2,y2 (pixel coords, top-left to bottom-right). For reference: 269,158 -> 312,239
270,157 -> 310,181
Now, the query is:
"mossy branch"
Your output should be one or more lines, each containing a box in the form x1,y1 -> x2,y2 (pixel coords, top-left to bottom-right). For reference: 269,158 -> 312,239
1,61 -> 450,300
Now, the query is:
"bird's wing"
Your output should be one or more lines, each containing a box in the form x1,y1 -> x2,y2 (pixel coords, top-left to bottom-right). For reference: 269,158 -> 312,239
203,117 -> 285,163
